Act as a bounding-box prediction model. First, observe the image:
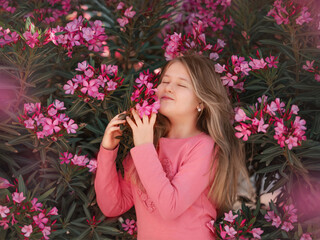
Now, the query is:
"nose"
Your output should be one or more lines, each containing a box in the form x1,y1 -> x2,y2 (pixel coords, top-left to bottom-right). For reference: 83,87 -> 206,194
164,82 -> 173,93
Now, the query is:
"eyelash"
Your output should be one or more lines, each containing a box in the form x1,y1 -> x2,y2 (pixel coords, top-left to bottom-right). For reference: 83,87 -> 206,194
162,82 -> 186,88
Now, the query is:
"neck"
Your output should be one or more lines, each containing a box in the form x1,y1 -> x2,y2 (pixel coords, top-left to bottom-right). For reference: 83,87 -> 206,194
166,123 -> 202,139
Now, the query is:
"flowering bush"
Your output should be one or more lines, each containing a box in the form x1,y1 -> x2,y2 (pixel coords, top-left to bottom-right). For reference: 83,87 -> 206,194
163,20 -> 224,61
207,201 -> 313,240
50,16 -> 108,57
215,52 -> 279,93
130,69 -> 160,118
0,177 -> 58,239
59,151 -> 97,173
234,96 -> 306,150
267,0 -> 312,26
0,0 -> 319,239
18,100 -> 78,141
63,60 -> 124,103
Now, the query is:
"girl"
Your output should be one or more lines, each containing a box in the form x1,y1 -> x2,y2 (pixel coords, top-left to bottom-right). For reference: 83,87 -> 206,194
95,54 -> 248,240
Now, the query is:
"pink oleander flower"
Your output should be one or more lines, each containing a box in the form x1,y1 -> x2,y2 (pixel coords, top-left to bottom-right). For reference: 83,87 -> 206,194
281,221 -> 294,232
0,219 -> 9,229
60,151 -> 73,164
221,73 -> 238,87
121,219 -> 136,235
64,80 -> 79,94
72,154 -> 89,166
315,74 -> 320,82
235,108 -> 248,122
117,17 -> 129,27
21,224 -> 33,237
0,177 -> 13,189
124,6 -> 136,18
224,225 -> 237,238
43,118 -> 61,135
42,226 -> 51,239
0,205 -> 10,218
117,2 -> 125,10
33,212 -> 48,229
48,207 -> 58,216
224,210 -> 238,223
87,159 -> 97,173
265,55 -> 279,68
53,100 -> 66,111
251,227 -> 264,239
285,136 -> 298,150
300,233 -> 312,240
24,118 -> 35,129
249,58 -> 267,70
63,119 -> 78,134
48,107 -> 58,116
272,216 -> 282,228
76,61 -> 89,71
214,63 -> 226,73
31,198 -> 43,211
206,220 -> 215,233
23,31 -> 40,48
296,7 -> 312,25
302,60 -> 314,71
235,124 -> 251,141
12,192 -> 26,203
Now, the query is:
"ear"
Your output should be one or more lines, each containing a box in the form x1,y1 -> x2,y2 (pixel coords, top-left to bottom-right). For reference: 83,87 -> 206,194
198,101 -> 204,110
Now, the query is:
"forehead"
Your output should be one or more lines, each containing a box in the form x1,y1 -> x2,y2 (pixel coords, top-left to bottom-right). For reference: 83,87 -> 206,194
163,61 -> 191,82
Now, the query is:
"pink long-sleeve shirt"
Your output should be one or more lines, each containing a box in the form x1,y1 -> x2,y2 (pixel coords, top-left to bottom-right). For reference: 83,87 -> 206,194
95,132 -> 217,240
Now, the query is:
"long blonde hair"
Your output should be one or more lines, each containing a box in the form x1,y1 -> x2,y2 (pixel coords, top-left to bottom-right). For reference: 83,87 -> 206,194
127,54 -> 248,214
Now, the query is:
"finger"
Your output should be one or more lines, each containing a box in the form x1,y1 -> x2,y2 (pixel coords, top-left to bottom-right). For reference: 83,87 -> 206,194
126,116 -> 136,130
150,112 -> 157,126
131,109 -> 142,126
142,114 -> 149,124
110,119 -> 126,126
108,126 -> 122,133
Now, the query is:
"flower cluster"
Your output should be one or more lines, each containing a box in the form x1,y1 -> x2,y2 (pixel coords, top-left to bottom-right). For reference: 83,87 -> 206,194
26,0 -> 73,24
207,210 -> 263,239
163,20 -> 224,61
22,22 -> 53,49
131,70 -> 160,118
18,100 -> 78,141
0,184 -> 58,239
234,96 -> 307,149
121,218 -> 137,236
116,2 -> 136,28
215,53 -> 279,92
267,0 -> 312,26
0,0 -> 16,13
50,16 -> 108,57
302,60 -> 320,82
63,61 -> 124,102
59,151 -> 97,173
169,0 -> 234,35
0,27 -> 20,47
264,203 -> 312,239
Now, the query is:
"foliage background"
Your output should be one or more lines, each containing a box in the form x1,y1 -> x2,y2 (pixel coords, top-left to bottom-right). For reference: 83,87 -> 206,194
0,0 -> 319,239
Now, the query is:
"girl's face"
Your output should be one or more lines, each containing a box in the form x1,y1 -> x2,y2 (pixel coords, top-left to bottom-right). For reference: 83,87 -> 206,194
156,61 -> 200,121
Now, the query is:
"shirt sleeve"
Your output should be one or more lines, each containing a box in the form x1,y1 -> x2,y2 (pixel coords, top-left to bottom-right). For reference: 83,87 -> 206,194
130,138 -> 215,220
94,144 -> 134,217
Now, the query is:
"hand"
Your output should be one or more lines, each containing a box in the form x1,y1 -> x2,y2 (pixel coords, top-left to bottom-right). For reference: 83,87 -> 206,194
101,111 -> 127,150
126,109 -> 157,147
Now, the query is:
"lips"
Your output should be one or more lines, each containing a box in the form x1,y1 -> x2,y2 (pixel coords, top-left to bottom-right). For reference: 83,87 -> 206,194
161,95 -> 174,100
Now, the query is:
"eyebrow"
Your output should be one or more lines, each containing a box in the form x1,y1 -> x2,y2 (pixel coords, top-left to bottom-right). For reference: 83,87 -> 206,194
163,74 -> 189,82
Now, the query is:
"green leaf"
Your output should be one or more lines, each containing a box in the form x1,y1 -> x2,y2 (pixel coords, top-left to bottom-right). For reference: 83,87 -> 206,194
38,187 -> 56,202
256,164 -> 282,174
18,175 -> 27,195
65,202 -> 77,223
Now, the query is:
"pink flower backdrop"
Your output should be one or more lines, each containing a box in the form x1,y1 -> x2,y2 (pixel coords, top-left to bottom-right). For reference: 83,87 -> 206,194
0,0 -> 319,239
